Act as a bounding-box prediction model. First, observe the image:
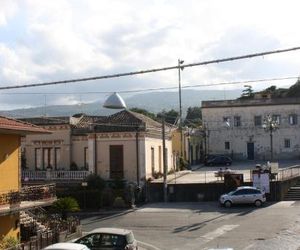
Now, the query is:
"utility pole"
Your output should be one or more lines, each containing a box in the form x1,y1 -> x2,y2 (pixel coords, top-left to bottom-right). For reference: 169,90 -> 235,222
178,59 -> 184,158
162,117 -> 167,202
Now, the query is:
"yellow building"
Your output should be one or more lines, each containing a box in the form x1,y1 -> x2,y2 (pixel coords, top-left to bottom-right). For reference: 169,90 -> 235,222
171,128 -> 190,168
0,116 -> 55,243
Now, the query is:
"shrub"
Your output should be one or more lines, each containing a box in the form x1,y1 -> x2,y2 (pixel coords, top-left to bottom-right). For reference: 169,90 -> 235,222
86,174 -> 105,191
0,235 -> 19,249
51,197 -> 80,220
70,162 -> 78,171
152,171 -> 163,179
113,197 -> 127,208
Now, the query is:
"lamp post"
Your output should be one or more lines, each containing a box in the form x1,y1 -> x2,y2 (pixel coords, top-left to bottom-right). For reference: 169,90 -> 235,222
263,115 -> 279,161
103,92 -> 140,187
178,59 -> 184,158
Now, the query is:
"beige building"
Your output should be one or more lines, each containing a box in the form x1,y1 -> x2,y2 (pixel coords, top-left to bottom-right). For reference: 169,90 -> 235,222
22,110 -> 173,183
202,97 -> 300,160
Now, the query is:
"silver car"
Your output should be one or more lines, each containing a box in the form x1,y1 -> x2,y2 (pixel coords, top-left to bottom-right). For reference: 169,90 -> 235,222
219,186 -> 266,208
74,228 -> 138,250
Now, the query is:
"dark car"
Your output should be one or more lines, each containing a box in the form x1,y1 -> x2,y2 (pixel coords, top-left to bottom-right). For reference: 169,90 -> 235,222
205,155 -> 232,166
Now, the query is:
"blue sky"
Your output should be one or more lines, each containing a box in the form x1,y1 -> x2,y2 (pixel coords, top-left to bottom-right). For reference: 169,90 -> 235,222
1,0 -> 300,110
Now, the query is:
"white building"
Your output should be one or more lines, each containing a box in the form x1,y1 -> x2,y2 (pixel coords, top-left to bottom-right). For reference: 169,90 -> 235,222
201,97 -> 300,160
21,110 -> 173,183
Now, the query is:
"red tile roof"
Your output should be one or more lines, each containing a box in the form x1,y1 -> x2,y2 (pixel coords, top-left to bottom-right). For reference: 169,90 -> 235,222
0,116 -> 50,134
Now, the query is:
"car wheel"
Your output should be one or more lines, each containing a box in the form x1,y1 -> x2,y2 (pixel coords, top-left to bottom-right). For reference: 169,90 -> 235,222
224,200 -> 232,208
254,200 -> 262,207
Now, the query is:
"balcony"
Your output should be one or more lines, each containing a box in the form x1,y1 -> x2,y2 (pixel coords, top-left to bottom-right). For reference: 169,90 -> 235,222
22,170 -> 90,182
0,184 -> 56,216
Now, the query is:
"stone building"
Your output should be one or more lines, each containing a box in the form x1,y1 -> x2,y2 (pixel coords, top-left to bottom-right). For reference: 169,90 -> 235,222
201,97 -> 300,160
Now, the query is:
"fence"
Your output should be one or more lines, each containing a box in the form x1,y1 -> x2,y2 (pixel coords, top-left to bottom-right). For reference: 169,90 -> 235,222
0,184 -> 56,206
278,165 -> 300,181
22,170 -> 90,181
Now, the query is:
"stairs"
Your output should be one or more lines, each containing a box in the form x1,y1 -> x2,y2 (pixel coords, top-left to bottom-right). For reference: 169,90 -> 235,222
20,210 -> 48,232
284,181 -> 300,200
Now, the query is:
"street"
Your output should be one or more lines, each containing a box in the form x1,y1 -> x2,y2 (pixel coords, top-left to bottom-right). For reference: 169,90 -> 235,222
80,201 -> 300,250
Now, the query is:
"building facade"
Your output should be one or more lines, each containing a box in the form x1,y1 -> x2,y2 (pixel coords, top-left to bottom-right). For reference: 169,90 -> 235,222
22,110 -> 173,183
0,116 -> 55,242
202,97 -> 300,160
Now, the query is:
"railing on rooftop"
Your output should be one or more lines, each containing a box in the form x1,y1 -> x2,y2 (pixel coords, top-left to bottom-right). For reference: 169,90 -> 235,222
0,184 -> 56,206
22,170 -> 90,181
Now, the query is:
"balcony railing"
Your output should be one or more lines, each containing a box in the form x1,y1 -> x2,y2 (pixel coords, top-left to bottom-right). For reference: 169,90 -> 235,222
22,170 -> 90,181
0,184 -> 56,206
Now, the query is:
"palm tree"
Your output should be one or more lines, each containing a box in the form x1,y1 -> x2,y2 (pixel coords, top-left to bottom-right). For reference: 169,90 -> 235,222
52,197 -> 80,220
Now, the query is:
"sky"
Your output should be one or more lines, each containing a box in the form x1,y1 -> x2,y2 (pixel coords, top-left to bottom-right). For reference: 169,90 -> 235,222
1,0 -> 300,110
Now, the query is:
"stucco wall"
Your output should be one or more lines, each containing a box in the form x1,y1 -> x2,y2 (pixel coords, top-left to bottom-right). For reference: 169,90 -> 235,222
0,214 -> 20,240
144,137 -> 173,177
23,126 -> 71,170
0,134 -> 20,192
71,136 -> 88,169
202,104 -> 300,160
95,133 -> 140,182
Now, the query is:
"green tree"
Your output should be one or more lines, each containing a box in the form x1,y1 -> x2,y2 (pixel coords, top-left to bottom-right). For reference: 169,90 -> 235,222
52,197 -> 80,220
240,85 -> 254,99
130,107 -> 156,120
184,107 -> 202,127
157,109 -> 179,124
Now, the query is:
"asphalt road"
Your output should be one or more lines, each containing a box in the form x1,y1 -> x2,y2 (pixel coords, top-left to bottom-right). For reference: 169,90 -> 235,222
80,201 -> 300,250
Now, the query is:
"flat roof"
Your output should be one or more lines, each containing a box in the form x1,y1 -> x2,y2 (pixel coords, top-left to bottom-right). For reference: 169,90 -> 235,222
202,97 -> 300,108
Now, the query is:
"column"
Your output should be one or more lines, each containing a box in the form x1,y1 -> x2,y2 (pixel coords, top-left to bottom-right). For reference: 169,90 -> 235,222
88,134 -> 96,174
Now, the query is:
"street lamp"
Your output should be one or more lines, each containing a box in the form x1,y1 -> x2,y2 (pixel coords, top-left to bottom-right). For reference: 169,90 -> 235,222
262,115 -> 279,161
178,59 -> 184,158
103,92 -> 140,187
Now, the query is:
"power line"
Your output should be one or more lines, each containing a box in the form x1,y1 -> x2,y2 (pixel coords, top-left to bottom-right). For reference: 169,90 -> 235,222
0,46 -> 300,91
0,76 -> 298,95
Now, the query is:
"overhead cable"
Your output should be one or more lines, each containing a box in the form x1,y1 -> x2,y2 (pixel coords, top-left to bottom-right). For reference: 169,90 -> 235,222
0,46 -> 300,90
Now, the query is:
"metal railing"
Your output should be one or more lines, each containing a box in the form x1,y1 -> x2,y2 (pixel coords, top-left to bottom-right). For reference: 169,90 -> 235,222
278,165 -> 300,181
22,170 -> 90,181
0,184 -> 56,206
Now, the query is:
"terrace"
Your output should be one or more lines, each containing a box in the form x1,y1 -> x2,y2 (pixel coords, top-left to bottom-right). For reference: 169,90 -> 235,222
0,184 -> 56,215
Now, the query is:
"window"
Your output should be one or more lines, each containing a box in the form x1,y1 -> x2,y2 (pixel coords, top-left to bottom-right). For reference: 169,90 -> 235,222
289,114 -> 297,125
272,115 -> 281,124
158,146 -> 162,173
225,141 -> 230,150
254,116 -> 262,126
151,147 -> 155,175
54,147 -> 61,170
223,117 -> 231,126
284,139 -> 291,148
234,116 -> 241,127
43,148 -> 52,169
34,148 -> 42,170
84,147 -> 89,169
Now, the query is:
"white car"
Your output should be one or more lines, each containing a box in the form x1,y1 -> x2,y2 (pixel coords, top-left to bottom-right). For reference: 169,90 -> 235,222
74,228 -> 138,250
219,186 -> 266,208
43,243 -> 90,250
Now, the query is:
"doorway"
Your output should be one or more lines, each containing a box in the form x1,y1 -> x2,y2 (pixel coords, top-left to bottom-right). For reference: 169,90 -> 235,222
109,145 -> 124,179
247,142 -> 254,160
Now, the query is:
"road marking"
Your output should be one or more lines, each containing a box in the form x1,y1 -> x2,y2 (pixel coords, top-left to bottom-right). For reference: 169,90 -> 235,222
174,224 -> 239,250
200,224 -> 239,243
268,201 -> 295,208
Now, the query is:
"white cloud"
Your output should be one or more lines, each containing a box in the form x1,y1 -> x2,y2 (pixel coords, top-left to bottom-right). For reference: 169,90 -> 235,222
0,0 -> 300,109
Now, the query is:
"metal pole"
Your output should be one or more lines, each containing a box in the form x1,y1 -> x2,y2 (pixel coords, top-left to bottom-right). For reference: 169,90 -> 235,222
162,117 -> 168,202
136,129 -> 140,186
270,129 -> 273,162
178,59 -> 184,158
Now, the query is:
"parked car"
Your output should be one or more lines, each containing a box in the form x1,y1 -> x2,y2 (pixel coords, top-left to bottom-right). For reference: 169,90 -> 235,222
205,155 -> 232,166
43,243 -> 90,250
219,186 -> 266,208
74,228 -> 138,250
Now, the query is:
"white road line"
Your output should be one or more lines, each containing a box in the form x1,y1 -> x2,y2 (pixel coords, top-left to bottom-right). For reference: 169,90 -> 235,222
174,224 -> 239,250
200,224 -> 240,243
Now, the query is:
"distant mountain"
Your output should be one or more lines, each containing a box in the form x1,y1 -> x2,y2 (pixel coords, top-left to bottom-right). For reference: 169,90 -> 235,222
0,89 -> 241,118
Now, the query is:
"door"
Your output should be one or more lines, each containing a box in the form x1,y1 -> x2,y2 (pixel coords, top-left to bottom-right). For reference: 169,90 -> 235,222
110,145 -> 124,179
247,142 -> 254,160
